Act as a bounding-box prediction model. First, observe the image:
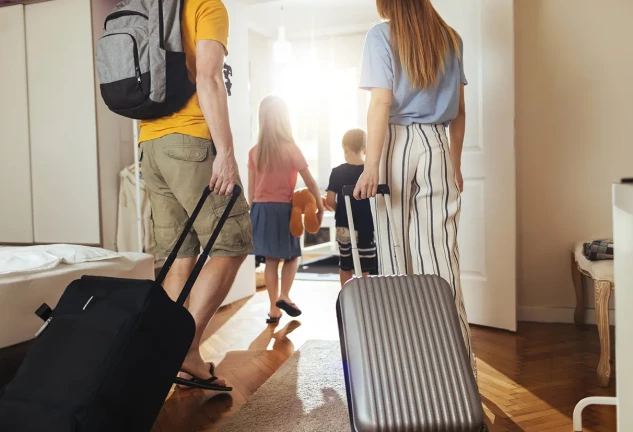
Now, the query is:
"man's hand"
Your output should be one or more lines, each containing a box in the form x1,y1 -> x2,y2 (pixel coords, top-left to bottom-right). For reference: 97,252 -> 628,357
209,150 -> 238,196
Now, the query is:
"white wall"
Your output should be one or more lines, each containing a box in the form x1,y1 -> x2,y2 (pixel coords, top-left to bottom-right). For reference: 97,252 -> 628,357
248,30 -> 272,145
223,0 -> 256,305
92,0 -> 135,251
247,0 -> 378,40
515,0 -> 633,324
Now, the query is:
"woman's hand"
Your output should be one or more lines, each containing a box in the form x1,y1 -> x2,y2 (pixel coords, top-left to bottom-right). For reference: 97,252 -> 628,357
353,164 -> 379,200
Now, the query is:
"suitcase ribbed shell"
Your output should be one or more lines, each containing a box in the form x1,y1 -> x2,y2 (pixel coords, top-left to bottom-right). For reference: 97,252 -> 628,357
337,274 -> 484,432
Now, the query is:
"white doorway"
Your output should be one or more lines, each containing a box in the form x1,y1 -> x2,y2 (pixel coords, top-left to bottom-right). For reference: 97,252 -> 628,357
246,0 -> 517,331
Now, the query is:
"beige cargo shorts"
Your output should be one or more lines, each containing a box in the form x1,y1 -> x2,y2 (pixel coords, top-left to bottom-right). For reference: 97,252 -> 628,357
140,134 -> 253,259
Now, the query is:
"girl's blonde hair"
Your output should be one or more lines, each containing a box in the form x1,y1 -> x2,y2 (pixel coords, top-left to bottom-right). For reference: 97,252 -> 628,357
255,96 -> 296,171
376,0 -> 461,90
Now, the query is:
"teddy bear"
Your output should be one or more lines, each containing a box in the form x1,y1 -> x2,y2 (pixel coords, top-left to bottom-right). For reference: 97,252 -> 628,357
290,189 -> 321,237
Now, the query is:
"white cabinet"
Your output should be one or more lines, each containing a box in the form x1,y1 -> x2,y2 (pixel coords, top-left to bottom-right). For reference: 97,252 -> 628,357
25,0 -> 101,244
614,182 -> 633,429
0,4 -> 34,244
0,0 -> 133,248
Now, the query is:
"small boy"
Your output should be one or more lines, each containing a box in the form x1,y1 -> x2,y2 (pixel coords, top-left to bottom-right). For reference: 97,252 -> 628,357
326,129 -> 377,286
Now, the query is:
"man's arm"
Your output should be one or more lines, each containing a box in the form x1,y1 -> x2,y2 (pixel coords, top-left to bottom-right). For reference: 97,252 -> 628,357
196,39 -> 237,195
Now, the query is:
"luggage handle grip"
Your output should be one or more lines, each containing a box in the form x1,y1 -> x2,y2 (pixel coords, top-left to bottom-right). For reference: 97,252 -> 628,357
156,185 -> 242,305
341,184 -> 390,197
342,184 -> 404,278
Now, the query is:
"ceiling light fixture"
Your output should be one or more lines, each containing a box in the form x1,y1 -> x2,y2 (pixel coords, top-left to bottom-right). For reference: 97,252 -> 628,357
273,6 -> 292,64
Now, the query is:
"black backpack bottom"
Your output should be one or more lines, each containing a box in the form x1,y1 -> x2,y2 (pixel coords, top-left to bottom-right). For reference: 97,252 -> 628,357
102,50 -> 196,120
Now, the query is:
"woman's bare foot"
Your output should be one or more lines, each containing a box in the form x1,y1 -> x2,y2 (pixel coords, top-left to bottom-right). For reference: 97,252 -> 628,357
276,296 -> 301,317
269,305 -> 282,320
178,349 -> 226,388
277,296 -> 298,307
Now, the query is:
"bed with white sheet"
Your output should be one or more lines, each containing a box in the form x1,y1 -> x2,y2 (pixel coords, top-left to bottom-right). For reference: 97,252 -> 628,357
0,245 -> 154,349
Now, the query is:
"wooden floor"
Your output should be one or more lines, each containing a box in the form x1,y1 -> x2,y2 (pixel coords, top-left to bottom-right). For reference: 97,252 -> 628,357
153,281 -> 617,432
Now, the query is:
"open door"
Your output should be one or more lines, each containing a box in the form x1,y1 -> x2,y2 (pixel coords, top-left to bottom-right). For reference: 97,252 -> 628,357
436,0 -> 517,331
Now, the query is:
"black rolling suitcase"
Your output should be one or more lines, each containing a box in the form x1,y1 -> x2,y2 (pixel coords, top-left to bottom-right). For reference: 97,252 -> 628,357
0,186 -> 242,432
337,185 -> 485,432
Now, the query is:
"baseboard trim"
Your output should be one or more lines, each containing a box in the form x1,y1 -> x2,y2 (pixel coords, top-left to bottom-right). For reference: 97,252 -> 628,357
518,306 -> 615,326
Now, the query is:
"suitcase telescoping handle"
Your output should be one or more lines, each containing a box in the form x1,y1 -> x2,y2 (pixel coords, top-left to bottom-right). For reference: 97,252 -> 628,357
156,185 -> 242,306
341,184 -> 405,278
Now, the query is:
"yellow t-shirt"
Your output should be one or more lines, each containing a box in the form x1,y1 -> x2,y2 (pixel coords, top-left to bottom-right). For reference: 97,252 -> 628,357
139,0 -> 229,142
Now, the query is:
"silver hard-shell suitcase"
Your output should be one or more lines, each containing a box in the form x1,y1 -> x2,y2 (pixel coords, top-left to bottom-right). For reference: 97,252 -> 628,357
337,185 -> 485,431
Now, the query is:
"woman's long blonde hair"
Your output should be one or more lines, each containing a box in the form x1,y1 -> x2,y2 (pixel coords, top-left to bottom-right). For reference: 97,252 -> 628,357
255,96 -> 296,171
377,0 -> 461,90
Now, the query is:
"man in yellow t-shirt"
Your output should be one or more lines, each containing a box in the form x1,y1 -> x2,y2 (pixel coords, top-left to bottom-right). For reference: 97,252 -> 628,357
139,0 -> 252,391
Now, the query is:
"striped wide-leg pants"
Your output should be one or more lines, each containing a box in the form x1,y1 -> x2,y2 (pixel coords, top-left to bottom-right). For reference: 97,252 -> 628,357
374,123 -> 477,378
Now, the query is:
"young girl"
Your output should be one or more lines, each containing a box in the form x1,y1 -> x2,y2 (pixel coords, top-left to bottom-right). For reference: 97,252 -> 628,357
248,96 -> 324,324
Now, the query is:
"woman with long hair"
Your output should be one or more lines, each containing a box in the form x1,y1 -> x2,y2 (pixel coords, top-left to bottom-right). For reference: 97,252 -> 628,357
248,96 -> 324,323
354,0 -> 476,376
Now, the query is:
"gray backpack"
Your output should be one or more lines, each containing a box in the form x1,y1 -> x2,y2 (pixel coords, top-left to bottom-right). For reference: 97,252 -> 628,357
96,0 -> 195,120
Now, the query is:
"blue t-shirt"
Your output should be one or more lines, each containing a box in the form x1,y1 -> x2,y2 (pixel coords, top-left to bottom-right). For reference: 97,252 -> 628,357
359,22 -> 467,126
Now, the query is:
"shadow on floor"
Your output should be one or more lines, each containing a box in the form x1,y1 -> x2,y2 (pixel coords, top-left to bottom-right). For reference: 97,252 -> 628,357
155,319 -> 306,431
213,338 -> 349,432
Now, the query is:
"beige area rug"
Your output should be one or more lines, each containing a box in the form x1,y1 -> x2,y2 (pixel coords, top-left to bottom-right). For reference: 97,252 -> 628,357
218,340 -> 350,432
